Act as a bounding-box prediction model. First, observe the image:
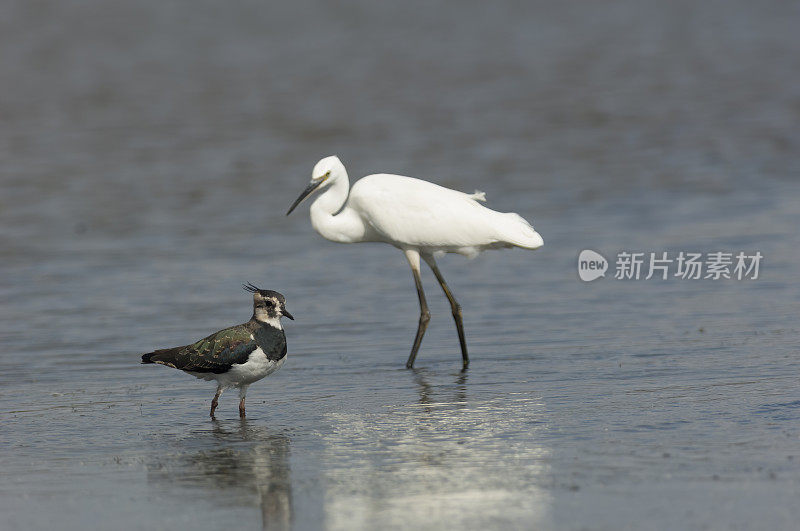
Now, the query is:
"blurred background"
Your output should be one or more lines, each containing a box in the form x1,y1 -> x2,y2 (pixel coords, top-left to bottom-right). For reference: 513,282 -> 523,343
1,0 -> 799,529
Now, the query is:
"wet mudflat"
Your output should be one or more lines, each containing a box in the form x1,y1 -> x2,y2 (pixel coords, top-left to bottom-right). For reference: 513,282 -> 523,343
2,0 -> 800,529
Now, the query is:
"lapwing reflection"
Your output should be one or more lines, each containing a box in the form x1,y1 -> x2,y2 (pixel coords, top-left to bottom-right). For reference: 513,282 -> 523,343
147,419 -> 292,531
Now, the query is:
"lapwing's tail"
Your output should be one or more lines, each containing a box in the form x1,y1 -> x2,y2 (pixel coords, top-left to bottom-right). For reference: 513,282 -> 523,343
141,347 -> 181,365
141,352 -> 156,364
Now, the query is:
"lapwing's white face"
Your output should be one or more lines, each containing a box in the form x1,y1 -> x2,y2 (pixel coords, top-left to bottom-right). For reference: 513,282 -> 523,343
252,292 -> 293,327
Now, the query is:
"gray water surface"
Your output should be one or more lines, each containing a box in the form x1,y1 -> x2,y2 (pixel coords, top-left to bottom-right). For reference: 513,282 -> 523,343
2,1 -> 800,529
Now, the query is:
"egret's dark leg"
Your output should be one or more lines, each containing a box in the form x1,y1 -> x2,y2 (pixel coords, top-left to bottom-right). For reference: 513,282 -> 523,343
404,250 -> 431,369
423,254 -> 469,369
210,386 -> 223,418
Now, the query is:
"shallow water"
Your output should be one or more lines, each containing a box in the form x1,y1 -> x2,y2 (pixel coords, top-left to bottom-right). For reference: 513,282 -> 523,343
2,0 -> 800,529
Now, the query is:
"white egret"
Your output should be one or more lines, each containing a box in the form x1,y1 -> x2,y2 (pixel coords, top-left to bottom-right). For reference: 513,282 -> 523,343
287,156 -> 543,369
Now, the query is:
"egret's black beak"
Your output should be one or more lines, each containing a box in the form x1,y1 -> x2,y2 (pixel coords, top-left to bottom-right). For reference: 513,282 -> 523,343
282,307 -> 295,320
286,180 -> 325,216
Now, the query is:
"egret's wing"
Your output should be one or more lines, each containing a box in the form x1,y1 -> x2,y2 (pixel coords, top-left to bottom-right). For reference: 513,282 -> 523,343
144,324 -> 257,374
350,174 -> 501,248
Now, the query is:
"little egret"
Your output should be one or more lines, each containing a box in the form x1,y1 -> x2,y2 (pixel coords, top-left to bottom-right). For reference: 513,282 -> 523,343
286,156 -> 543,369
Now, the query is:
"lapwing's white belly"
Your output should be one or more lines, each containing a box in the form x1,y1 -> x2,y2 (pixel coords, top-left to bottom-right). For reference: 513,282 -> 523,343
216,348 -> 285,388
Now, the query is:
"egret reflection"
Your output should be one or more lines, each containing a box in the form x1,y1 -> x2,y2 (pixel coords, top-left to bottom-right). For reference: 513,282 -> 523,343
412,368 -> 468,410
147,419 -> 292,531
321,371 -> 553,529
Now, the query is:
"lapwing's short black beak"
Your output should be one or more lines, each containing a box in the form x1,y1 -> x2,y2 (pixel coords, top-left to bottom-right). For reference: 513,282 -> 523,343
286,180 -> 325,216
282,308 -> 295,320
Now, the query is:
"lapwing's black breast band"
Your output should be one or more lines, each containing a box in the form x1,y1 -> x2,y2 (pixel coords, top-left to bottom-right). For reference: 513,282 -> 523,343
249,320 -> 287,362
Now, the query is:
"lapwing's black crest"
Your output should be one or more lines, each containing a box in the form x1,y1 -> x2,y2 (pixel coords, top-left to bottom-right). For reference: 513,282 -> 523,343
243,282 -> 286,303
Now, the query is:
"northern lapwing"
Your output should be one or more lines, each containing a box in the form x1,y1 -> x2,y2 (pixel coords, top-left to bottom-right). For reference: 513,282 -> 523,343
141,283 -> 293,418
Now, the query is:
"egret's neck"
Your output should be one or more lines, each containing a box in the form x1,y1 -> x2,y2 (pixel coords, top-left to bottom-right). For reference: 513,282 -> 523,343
309,175 -> 367,243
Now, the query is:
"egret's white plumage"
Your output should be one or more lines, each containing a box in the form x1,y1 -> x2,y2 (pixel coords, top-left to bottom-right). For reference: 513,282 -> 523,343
287,155 -> 543,368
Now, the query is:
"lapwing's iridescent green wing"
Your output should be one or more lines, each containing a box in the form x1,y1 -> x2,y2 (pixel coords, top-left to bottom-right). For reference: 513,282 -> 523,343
149,324 -> 257,373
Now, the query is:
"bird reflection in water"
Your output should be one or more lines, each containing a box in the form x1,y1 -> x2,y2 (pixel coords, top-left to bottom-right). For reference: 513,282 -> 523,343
321,367 -> 552,529
412,368 -> 468,411
147,419 -> 292,531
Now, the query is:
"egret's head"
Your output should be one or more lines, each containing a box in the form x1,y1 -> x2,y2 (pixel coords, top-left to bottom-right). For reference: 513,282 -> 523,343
243,283 -> 294,323
286,155 -> 345,216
